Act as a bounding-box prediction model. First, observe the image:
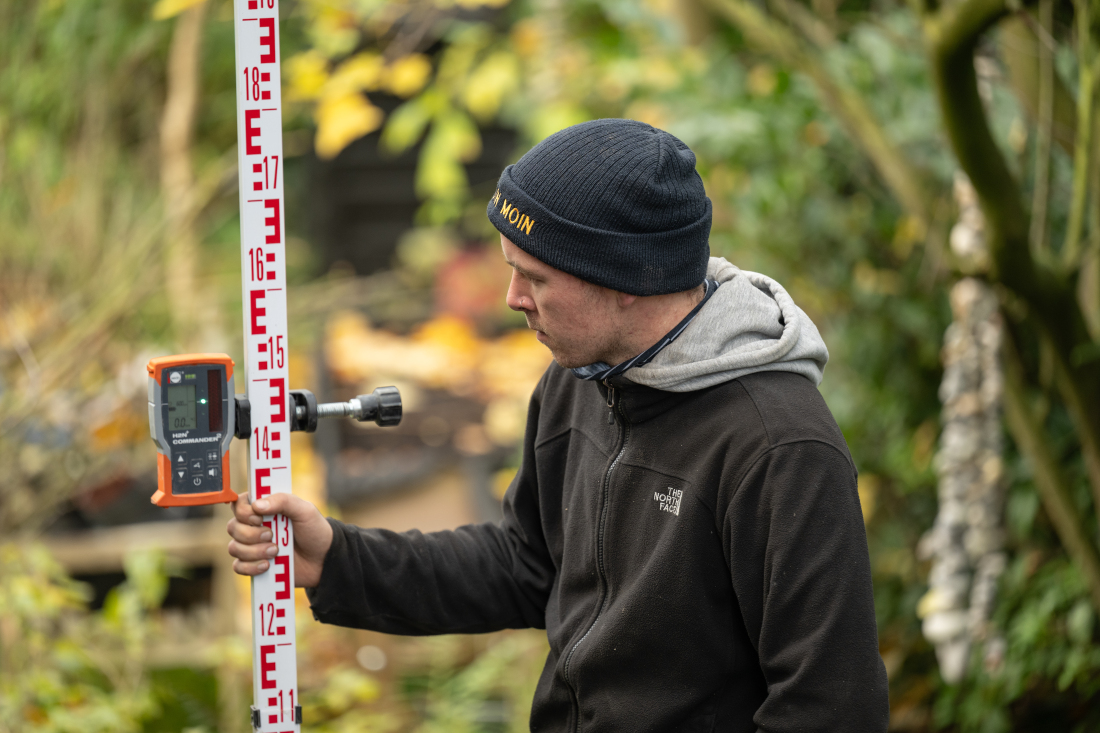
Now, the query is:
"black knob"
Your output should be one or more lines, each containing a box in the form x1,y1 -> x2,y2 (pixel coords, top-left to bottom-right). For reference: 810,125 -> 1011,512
355,386 -> 402,426
289,389 -> 319,433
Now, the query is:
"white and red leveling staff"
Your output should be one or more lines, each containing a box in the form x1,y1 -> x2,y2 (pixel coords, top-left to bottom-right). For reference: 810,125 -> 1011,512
233,1 -> 299,730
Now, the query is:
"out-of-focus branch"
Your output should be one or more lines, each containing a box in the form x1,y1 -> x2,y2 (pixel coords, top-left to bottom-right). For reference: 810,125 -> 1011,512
160,0 -> 210,350
704,0 -> 933,224
1064,0 -> 1100,269
999,15 -> 1077,157
924,0 -> 1100,522
1029,0 -> 1053,255
1003,331 -> 1100,614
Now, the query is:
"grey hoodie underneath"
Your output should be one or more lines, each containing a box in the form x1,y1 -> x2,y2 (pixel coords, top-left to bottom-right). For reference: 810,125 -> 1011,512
626,257 -> 829,392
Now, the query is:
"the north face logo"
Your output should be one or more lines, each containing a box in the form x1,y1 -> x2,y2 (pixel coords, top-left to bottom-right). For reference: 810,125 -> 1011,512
654,488 -> 682,516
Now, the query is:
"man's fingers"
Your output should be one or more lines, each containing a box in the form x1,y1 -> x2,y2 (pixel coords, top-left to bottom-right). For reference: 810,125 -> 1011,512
228,538 -> 279,562
251,491 -> 310,521
233,492 -> 263,526
233,558 -> 270,576
226,517 -> 272,545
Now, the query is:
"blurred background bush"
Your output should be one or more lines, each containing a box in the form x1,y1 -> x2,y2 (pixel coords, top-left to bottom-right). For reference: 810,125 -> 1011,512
2,0 -> 1099,730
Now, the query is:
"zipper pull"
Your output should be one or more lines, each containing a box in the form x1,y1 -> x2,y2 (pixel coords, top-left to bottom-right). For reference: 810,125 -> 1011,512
606,384 -> 616,425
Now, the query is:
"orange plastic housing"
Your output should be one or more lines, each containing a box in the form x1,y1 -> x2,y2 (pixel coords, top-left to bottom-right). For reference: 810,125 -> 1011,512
148,354 -> 238,507
148,353 -> 235,384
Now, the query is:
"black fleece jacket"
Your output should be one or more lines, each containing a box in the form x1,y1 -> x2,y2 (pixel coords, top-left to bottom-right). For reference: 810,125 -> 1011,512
306,365 -> 889,732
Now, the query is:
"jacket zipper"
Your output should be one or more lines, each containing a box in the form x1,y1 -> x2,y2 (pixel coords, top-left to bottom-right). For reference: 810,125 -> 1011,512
563,382 -> 627,732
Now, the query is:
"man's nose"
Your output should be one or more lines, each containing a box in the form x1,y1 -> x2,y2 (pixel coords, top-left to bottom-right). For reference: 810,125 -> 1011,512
506,271 -> 533,312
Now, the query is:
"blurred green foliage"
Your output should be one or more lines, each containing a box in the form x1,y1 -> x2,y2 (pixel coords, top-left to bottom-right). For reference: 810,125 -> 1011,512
0,545 -> 168,732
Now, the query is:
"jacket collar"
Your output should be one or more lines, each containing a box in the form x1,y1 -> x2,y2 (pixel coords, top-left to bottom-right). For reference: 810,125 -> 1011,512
594,374 -> 691,425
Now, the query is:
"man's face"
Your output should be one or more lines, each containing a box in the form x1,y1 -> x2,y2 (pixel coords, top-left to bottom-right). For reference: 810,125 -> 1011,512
501,235 -> 623,369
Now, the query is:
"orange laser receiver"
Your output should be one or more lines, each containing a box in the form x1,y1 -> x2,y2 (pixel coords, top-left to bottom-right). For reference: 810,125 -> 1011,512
147,354 -> 237,507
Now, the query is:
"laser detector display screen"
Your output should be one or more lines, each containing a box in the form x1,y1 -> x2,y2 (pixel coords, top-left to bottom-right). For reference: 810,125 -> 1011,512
167,385 -> 197,430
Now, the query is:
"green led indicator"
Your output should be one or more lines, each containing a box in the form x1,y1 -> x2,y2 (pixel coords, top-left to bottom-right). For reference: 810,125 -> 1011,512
199,399 -> 207,404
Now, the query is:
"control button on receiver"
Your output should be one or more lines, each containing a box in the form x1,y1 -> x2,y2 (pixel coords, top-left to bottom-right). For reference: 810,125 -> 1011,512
205,465 -> 220,481
191,475 -> 204,489
176,454 -> 186,465
206,450 -> 220,464
189,458 -> 204,473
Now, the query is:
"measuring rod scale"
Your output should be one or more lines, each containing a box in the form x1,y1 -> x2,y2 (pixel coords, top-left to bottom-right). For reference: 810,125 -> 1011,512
231,0 -> 300,730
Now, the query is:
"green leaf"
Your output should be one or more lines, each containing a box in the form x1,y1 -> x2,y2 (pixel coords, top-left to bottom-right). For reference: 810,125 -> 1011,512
381,96 -> 433,155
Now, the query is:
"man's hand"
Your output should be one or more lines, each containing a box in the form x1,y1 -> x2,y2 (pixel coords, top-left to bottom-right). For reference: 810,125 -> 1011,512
226,492 -> 334,588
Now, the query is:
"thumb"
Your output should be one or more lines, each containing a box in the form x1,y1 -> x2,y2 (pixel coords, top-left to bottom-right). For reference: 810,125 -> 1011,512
251,492 -> 312,521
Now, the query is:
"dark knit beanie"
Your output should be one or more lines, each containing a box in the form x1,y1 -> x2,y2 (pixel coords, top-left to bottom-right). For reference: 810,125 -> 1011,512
486,118 -> 711,296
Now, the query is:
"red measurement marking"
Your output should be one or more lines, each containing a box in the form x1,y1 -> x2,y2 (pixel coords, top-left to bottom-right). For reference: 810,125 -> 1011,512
245,110 -> 261,155
265,252 -> 275,261
272,449 -> 281,458
260,645 -> 276,689
261,72 -> 271,82
272,431 -> 281,441
250,290 -> 267,334
253,181 -> 263,191
259,18 -> 276,63
274,555 -> 291,600
261,90 -> 271,100
253,163 -> 262,173
270,378 -> 286,423
255,468 -> 272,499
264,199 -> 281,244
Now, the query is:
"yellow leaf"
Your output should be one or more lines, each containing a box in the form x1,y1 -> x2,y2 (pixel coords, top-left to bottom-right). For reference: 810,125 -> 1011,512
624,101 -> 669,130
527,103 -> 588,144
325,52 -> 385,96
314,93 -> 384,159
856,474 -> 879,524
381,97 -> 432,154
152,0 -> 204,20
416,111 -> 481,198
747,64 -> 777,97
286,51 -> 329,102
462,51 -> 519,121
510,19 -> 543,57
387,54 -> 433,98
413,315 -> 481,357
307,6 -> 359,58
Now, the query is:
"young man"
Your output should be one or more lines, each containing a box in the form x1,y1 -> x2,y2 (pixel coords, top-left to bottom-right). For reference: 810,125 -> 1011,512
227,119 -> 889,731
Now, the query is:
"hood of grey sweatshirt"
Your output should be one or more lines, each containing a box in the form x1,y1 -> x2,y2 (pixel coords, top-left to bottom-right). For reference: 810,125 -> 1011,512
625,257 -> 829,392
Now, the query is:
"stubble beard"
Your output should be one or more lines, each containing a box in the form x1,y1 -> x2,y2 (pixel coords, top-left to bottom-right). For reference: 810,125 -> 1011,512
525,313 -> 618,370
